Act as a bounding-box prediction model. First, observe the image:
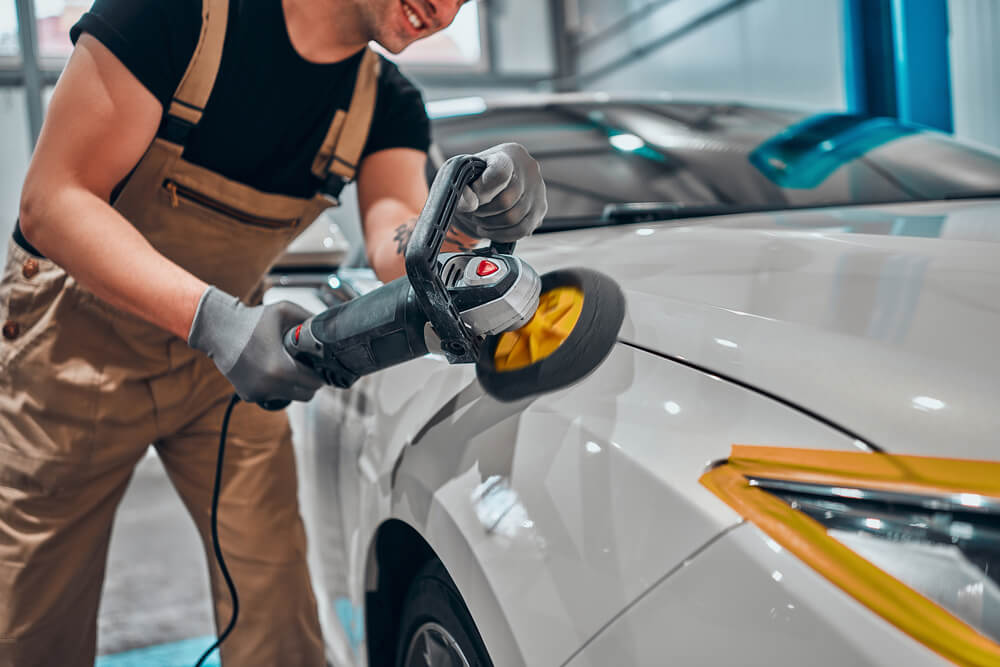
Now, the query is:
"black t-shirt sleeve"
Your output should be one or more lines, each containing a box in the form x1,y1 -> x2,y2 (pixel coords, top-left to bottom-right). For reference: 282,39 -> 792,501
70,0 -> 201,109
362,58 -> 431,158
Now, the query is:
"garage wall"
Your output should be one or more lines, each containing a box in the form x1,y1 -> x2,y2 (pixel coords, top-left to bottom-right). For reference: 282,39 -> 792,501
489,0 -> 555,76
574,0 -> 847,111
409,0 -> 555,100
948,0 -> 1000,150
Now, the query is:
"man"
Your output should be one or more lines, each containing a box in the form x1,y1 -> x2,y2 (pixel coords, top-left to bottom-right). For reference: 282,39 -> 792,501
0,0 -> 546,663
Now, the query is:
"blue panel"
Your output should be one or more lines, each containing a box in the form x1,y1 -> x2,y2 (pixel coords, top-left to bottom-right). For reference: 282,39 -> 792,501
842,0 -> 897,117
842,0 -> 868,114
95,636 -> 220,667
335,596 -> 365,651
891,0 -> 954,132
748,113 -> 919,189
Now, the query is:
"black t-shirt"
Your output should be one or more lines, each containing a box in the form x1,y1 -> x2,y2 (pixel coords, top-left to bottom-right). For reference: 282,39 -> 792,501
71,0 -> 431,199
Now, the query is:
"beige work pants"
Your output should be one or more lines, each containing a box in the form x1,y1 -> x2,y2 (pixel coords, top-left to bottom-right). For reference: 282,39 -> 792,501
0,239 -> 325,666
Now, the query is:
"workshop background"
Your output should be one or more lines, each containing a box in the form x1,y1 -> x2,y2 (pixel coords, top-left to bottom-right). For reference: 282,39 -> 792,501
1,0 -> 999,663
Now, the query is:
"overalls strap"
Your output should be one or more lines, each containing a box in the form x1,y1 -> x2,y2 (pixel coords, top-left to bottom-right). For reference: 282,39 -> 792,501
160,0 -> 229,146
310,48 -> 382,200
154,0 -> 379,202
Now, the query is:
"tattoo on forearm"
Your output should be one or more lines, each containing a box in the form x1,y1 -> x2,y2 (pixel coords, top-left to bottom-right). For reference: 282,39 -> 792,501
393,220 -> 416,255
444,233 -> 475,252
394,219 -> 474,256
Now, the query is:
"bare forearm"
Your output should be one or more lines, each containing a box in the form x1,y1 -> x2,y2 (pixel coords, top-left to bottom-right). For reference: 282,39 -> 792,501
20,185 -> 207,340
367,208 -> 478,283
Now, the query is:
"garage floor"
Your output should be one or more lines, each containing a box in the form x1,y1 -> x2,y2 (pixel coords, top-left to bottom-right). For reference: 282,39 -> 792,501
96,449 -> 220,665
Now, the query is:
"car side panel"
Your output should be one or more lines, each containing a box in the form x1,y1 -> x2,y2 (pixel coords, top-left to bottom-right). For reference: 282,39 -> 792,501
305,342 -> 867,666
565,523 -> 949,667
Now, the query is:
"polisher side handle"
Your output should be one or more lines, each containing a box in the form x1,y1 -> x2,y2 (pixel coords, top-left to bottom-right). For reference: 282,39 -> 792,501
284,277 -> 430,390
405,155 -> 486,363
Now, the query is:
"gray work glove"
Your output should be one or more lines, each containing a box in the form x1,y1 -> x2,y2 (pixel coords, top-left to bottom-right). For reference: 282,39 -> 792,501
453,143 -> 548,243
188,286 -> 324,404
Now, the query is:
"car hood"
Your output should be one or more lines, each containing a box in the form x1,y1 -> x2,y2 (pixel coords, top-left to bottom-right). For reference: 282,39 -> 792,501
515,199 -> 1000,461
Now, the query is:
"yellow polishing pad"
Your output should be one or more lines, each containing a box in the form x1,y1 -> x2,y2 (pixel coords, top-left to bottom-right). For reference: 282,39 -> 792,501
493,287 -> 584,372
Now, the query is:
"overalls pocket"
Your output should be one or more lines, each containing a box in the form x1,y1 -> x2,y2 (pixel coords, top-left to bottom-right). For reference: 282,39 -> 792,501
0,237 -> 103,496
162,179 -> 301,229
0,238 -> 67,372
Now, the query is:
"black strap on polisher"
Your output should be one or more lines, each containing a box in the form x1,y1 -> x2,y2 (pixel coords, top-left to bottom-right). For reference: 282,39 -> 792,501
404,155 -> 487,363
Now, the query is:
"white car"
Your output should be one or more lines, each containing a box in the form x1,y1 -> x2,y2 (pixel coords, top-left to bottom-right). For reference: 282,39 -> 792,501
272,95 -> 1000,667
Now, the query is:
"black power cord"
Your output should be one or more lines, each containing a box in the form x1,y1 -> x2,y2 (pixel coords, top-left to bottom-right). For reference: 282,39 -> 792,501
194,393 -> 242,667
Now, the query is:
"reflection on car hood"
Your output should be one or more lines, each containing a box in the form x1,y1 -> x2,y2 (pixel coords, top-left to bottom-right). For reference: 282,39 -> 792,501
514,199 -> 1000,460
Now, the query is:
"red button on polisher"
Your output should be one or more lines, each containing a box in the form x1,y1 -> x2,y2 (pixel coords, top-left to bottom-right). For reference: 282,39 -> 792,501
294,324 -> 303,344
476,260 -> 499,277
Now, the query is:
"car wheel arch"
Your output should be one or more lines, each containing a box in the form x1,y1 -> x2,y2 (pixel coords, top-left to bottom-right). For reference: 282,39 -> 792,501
364,517 -> 524,667
364,519 -> 436,667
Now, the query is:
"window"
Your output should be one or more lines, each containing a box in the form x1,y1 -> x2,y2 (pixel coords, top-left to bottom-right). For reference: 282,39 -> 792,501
374,2 -> 485,68
0,2 -> 19,57
33,0 -> 86,60
0,88 -> 32,240
432,103 -> 1000,223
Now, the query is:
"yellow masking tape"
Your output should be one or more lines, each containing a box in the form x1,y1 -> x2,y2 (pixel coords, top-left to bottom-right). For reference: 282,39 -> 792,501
701,448 -> 1000,667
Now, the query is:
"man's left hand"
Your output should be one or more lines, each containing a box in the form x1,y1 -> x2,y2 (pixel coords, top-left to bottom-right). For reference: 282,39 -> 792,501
453,143 -> 547,243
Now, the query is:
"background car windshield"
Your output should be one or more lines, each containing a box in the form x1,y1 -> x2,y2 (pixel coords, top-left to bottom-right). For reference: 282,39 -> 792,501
431,102 -> 1000,223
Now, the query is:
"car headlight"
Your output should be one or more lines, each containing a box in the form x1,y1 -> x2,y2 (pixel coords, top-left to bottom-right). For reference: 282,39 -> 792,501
701,446 -> 1000,667
754,477 -> 1000,641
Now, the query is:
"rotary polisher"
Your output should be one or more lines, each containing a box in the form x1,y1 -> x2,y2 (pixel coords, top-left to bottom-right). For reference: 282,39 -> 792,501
270,154 -> 625,407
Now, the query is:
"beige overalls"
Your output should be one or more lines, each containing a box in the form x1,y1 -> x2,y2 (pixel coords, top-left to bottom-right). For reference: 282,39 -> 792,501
0,0 -> 380,663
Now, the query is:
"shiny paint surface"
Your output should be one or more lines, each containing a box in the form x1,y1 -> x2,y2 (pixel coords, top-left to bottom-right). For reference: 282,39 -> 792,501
280,197 -> 1000,665
514,198 -> 1000,459
291,340 -> 867,665
565,523 -> 950,667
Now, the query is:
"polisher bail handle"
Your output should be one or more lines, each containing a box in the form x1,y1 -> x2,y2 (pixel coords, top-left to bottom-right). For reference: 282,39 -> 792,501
261,155 -> 490,410
490,241 -> 516,255
405,155 -> 487,363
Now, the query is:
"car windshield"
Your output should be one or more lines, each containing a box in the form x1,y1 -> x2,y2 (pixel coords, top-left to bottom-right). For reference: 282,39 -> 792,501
430,101 -> 1000,228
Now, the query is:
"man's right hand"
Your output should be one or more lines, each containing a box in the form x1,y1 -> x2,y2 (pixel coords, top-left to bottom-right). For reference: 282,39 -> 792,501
188,287 -> 324,404
452,143 -> 547,243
